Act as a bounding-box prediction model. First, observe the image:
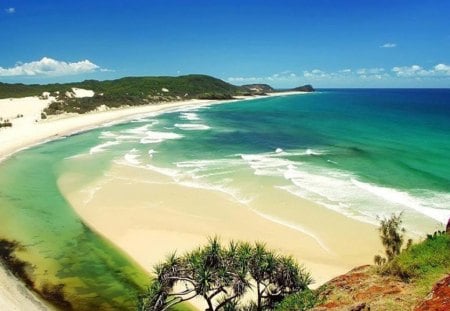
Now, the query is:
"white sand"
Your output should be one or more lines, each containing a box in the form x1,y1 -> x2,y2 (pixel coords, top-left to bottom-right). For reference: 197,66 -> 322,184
0,91 -> 307,309
71,88 -> 95,98
0,264 -> 51,310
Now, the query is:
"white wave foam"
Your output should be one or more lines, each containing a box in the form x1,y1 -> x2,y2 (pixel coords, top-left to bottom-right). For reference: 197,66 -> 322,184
240,150 -> 450,228
144,164 -> 180,178
99,131 -> 136,141
89,141 -> 120,155
180,180 -> 252,204
174,123 -> 210,131
124,124 -> 151,134
176,159 -> 242,169
140,131 -> 183,144
275,148 -> 283,153
241,153 -> 292,176
351,179 -> 450,225
131,116 -> 157,123
124,149 -> 141,165
180,112 -> 200,121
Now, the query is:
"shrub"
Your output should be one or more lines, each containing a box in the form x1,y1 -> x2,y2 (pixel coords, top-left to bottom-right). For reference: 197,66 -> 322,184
274,289 -> 320,311
382,231 -> 450,282
0,120 -> 12,128
140,238 -> 312,311
374,213 -> 412,265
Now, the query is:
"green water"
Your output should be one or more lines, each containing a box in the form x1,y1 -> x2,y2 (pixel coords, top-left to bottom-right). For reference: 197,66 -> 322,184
0,133 -> 149,310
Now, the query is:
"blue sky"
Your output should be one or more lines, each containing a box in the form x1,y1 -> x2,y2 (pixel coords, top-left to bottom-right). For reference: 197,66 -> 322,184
1,0 -> 449,87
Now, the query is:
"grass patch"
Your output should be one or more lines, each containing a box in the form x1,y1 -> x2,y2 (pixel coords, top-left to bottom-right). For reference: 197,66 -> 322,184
274,289 -> 321,310
382,232 -> 450,294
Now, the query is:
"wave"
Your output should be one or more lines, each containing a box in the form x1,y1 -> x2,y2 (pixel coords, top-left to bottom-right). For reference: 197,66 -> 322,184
140,131 -> 183,144
180,112 -> 200,121
239,150 -> 450,227
177,179 -> 252,205
124,149 -> 141,165
123,124 -> 153,134
351,179 -> 450,225
119,158 -> 252,204
89,141 -> 120,155
174,123 -> 211,131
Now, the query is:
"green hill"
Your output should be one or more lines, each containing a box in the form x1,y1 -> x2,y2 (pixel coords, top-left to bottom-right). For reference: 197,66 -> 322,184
0,74 -> 241,99
0,75 -> 315,115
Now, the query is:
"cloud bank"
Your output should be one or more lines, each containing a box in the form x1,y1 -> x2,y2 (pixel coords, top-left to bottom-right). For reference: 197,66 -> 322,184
227,63 -> 450,87
5,7 -> 15,14
0,57 -> 101,77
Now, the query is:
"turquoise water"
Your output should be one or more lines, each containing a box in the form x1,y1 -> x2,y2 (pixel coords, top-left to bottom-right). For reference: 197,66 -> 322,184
79,89 -> 449,227
0,89 -> 449,309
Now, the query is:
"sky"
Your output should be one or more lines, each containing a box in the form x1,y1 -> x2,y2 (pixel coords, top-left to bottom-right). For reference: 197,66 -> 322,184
1,0 -> 449,88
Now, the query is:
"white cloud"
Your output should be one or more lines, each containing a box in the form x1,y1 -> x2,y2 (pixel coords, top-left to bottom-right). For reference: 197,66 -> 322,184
303,69 -> 331,79
356,67 -> 385,75
381,43 -> 396,48
5,7 -> 15,14
0,57 -> 101,77
229,63 -> 450,86
391,64 -> 450,77
433,63 -> 450,75
227,71 -> 300,84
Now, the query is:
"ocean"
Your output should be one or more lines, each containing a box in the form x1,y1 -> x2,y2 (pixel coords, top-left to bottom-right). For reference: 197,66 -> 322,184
0,89 -> 449,309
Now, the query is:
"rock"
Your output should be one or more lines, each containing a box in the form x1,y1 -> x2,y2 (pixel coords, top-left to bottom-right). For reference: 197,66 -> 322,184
292,84 -> 315,92
415,275 -> 450,311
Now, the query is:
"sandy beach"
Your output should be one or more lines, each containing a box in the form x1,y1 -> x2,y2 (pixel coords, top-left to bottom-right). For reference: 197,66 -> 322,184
0,91 -> 313,309
59,163 -> 381,288
0,95 -> 213,310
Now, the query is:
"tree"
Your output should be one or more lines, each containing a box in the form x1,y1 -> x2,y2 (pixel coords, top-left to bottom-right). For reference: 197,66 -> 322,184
374,213 -> 412,265
139,238 -> 312,311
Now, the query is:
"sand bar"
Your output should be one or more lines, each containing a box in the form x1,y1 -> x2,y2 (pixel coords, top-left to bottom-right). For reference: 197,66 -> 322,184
59,163 -> 382,289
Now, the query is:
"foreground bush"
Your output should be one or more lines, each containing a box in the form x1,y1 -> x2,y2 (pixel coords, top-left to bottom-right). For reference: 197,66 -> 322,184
139,238 -> 312,311
274,289 -> 320,311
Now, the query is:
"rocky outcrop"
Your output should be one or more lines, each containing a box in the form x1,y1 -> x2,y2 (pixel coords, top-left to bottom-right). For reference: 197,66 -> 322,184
291,84 -> 315,92
311,265 -> 421,310
415,275 -> 450,311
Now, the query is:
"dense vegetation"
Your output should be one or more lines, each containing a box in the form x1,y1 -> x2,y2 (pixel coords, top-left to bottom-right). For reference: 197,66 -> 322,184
381,230 -> 450,294
371,213 -> 450,296
0,75 -> 241,99
139,237 -> 312,311
1,75 -> 315,115
0,120 -> 12,128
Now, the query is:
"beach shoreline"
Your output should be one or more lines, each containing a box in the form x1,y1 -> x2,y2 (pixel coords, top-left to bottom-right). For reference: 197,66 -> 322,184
0,91 -> 308,310
59,163 -> 382,289
0,92 -> 306,161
